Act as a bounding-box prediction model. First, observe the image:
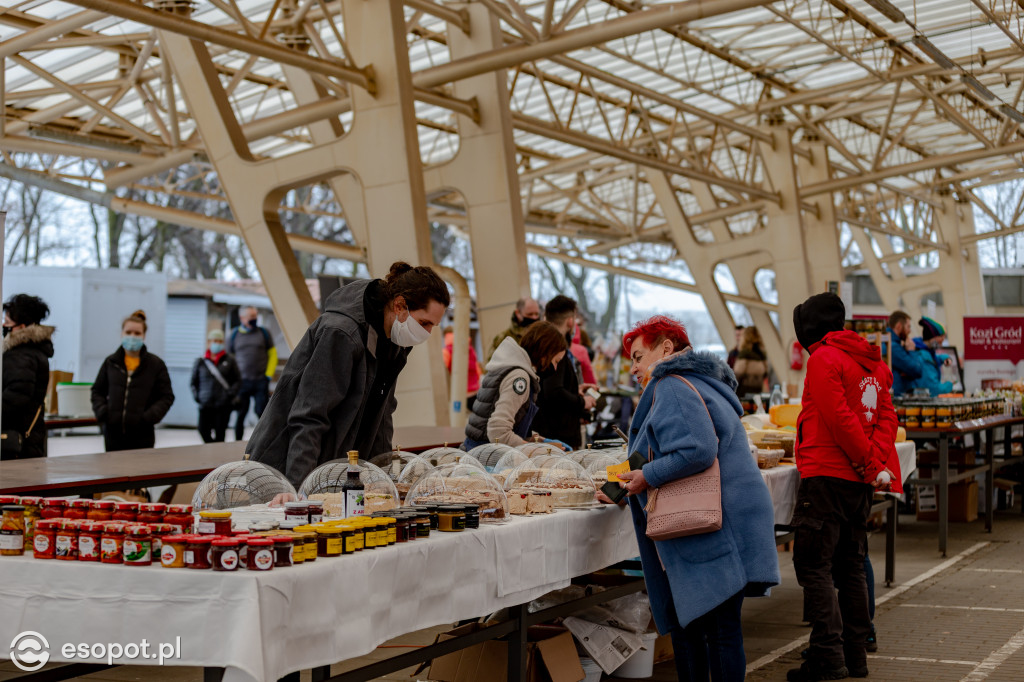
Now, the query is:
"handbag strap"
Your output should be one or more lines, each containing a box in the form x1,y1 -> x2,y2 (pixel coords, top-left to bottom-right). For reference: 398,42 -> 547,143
25,405 -> 43,438
203,358 -> 231,391
644,375 -> 718,513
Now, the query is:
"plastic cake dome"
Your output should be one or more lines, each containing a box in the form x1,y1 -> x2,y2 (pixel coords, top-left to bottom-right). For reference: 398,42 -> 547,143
298,459 -> 399,516
404,463 -> 508,521
192,460 -> 296,511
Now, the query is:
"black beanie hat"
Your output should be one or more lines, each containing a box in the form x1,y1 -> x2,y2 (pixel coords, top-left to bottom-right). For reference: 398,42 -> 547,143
793,292 -> 846,350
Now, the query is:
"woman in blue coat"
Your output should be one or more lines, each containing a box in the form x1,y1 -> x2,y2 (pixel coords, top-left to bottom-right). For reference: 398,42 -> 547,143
604,316 -> 780,682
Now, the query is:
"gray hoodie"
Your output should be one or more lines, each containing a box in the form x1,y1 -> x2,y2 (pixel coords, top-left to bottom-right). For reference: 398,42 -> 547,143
465,337 -> 538,446
246,279 -> 409,487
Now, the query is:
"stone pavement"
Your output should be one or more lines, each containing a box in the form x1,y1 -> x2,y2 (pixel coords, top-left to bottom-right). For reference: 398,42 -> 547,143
3,506 -> 1024,681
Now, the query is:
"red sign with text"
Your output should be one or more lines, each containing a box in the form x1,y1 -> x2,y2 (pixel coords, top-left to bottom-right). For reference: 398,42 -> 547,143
964,317 -> 1024,362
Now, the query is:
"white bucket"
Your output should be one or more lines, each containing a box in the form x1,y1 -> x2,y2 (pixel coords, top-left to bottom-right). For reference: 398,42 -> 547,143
56,383 -> 93,417
580,656 -> 603,682
611,631 -> 659,679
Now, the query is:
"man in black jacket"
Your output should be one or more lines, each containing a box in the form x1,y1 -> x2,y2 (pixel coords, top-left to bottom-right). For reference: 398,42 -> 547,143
530,295 -> 596,449
2,294 -> 53,460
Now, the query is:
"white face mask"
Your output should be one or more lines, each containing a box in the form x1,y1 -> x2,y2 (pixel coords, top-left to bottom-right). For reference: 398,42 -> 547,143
390,313 -> 431,347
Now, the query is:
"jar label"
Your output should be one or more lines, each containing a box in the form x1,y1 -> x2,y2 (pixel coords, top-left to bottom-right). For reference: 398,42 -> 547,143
309,513 -> 323,524
33,534 -> 50,553
326,538 -> 343,554
55,535 -> 74,556
345,491 -> 364,517
79,536 -> 98,558
288,546 -> 294,562
124,539 -> 151,563
167,524 -> 186,534
388,528 -> 396,544
100,537 -> 120,560
345,536 -> 356,553
0,533 -> 22,550
161,545 -> 178,566
219,549 -> 239,570
254,548 -> 273,570
196,521 -> 216,534
184,550 -> 195,565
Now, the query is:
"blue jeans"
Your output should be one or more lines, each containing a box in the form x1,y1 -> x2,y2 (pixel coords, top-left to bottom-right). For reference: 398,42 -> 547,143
670,590 -> 746,682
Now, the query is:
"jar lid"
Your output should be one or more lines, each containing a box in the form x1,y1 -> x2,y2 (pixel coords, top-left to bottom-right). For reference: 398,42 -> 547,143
125,525 -> 151,536
139,503 -> 166,512
305,500 -> 324,508
188,536 -> 214,545
0,495 -> 20,504
212,538 -> 239,546
270,536 -> 293,544
167,504 -> 193,513
79,521 -> 106,532
199,511 -> 232,518
18,496 -> 42,505
114,502 -> 139,510
284,501 -> 308,509
163,534 -> 190,543
60,519 -> 83,529
102,522 -> 127,532
460,504 -> 480,511
34,519 -> 60,530
1,505 -> 25,513
41,498 -> 68,507
439,506 -> 464,512
149,523 -> 176,533
247,538 -> 273,546
92,501 -> 116,510
314,527 -> 339,535
70,499 -> 94,509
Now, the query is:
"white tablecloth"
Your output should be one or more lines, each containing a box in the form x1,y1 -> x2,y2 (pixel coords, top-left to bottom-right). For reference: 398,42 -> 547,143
0,507 -> 639,682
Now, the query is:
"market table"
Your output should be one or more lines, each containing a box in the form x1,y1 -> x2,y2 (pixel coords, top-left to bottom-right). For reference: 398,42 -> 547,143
905,414 -> 1024,555
0,426 -> 468,497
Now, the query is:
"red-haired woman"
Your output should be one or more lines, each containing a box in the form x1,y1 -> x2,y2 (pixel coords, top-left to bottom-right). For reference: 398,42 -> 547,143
601,315 -> 779,682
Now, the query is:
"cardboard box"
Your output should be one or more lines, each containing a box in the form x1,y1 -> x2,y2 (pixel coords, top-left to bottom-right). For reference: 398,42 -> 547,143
916,479 -> 978,522
652,633 -> 674,664
45,370 -> 74,414
426,623 -> 584,682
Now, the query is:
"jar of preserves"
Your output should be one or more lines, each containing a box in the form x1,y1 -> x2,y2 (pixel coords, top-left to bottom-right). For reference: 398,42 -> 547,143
112,502 -> 138,523
461,505 -> 480,530
56,519 -> 80,560
197,511 -> 232,536
272,536 -> 294,567
301,531 -> 318,561
65,499 -> 93,520
19,497 -> 41,545
306,500 -> 324,524
438,506 -> 465,532
394,515 -> 409,543
100,523 -> 126,564
283,502 -> 309,527
0,495 -> 19,506
413,511 -> 431,538
212,539 -> 241,572
161,535 -> 189,568
1,505 -> 26,556
381,517 -> 396,545
405,516 -> 419,541
247,538 -> 275,570
87,500 -> 115,522
424,505 -> 441,530
164,505 -> 193,534
33,519 -> 59,559
149,523 -> 175,556
124,525 -> 152,566
315,527 -> 343,557
137,503 -> 166,524
78,521 -> 104,562
185,536 -> 214,569
40,498 -> 67,520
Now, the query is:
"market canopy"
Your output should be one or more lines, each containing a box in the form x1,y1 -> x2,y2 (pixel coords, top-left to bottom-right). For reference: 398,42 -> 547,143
2,0 -> 1023,420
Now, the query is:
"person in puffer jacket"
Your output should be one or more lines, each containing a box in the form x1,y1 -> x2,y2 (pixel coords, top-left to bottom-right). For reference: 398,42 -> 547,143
787,292 -> 901,682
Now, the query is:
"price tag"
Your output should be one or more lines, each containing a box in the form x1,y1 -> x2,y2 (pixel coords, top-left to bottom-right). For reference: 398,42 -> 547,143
606,460 -> 630,482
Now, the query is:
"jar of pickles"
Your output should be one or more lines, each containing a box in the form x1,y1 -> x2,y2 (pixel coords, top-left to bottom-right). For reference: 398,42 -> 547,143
19,497 -> 41,545
1,505 -> 26,556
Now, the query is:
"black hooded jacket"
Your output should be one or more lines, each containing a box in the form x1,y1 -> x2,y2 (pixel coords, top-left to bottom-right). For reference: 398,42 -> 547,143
91,345 -> 174,451
2,324 -> 54,459
247,279 -> 410,488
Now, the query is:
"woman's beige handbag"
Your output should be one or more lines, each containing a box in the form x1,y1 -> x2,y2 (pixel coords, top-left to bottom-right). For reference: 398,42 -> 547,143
644,375 -> 723,541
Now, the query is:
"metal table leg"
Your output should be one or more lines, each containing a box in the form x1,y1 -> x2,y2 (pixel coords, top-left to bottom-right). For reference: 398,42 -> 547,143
204,668 -> 225,682
885,495 -> 896,586
985,427 -> 995,533
312,665 -> 332,681
507,603 -> 528,682
939,434 -> 949,557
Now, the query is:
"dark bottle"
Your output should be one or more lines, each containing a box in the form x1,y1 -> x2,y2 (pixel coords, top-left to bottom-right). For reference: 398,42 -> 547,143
343,450 -> 365,518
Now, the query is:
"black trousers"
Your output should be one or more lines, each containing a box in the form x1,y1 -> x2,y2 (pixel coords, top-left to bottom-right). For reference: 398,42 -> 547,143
234,377 -> 269,440
198,406 -> 233,443
792,476 -> 873,669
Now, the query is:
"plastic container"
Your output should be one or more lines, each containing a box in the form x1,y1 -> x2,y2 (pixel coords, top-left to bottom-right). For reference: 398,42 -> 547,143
580,657 -> 603,682
56,382 -> 93,417
610,631 -> 659,679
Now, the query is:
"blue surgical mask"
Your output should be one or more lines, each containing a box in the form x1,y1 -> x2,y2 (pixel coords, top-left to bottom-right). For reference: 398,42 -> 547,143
210,342 -> 224,355
121,336 -> 144,353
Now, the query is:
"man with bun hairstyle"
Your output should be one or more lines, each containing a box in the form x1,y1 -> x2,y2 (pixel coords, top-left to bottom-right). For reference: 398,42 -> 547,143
787,292 -> 902,682
248,262 -> 450,491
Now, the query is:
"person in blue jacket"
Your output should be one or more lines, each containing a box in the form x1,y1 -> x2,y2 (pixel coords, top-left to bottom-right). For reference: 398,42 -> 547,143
603,315 -> 779,682
887,310 -> 922,396
909,317 -> 953,396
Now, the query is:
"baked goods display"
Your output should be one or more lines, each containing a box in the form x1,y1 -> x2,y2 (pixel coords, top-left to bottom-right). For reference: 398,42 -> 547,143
396,458 -> 435,499
583,453 -> 624,488
756,448 -> 785,470
491,450 -> 530,480
516,442 -> 565,458
298,459 -> 400,517
419,446 -> 466,466
467,443 -> 519,472
192,461 -> 297,511
507,489 -> 554,515
368,449 -> 421,480
502,458 -> 597,508
405,464 -> 509,521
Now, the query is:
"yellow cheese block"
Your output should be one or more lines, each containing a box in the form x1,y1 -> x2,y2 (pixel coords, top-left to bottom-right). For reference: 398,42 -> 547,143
896,426 -> 906,442
769,404 -> 802,428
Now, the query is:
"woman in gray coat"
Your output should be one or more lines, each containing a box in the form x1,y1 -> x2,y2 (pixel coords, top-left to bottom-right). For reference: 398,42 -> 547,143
248,262 -> 450,491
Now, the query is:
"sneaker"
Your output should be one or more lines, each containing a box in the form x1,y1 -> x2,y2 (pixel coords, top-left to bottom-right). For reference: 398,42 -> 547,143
787,660 -> 849,681
865,632 -> 877,653
847,665 -> 869,678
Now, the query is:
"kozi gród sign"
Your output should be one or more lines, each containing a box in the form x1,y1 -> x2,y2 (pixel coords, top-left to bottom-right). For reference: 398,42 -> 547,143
964,317 -> 1024,362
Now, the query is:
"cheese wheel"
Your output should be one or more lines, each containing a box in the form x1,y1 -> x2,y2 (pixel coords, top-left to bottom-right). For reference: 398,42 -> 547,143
769,404 -> 802,428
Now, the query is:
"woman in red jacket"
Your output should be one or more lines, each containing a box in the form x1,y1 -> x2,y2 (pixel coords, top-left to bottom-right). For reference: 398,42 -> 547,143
787,292 -> 901,682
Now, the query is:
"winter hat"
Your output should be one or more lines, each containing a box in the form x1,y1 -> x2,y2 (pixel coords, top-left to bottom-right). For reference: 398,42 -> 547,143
793,292 -> 846,350
919,317 -> 945,341
207,329 -> 225,341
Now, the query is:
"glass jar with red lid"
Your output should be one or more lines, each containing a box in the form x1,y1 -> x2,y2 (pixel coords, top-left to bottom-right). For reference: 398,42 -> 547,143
124,525 -> 152,566
0,495 -> 19,505
196,511 -> 232,535
33,519 -> 59,559
65,499 -> 93,520
148,523 -> 175,555
185,536 -> 214,569
246,538 -> 274,571
164,505 -> 193,534
55,519 -> 80,560
212,539 -> 241,572
40,498 -> 67,520
137,503 -> 166,524
100,523 -> 127,564
271,536 -> 294,567
88,501 -> 115,521
78,522 -> 104,562
112,502 -> 138,523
